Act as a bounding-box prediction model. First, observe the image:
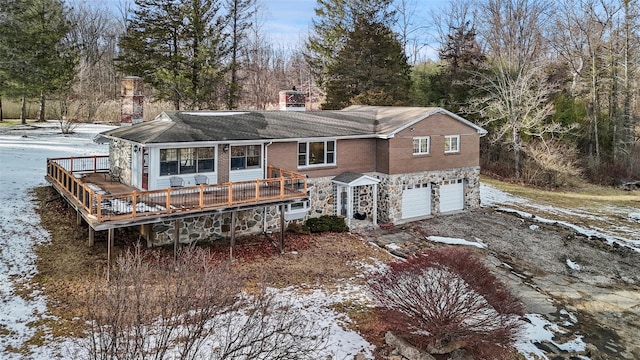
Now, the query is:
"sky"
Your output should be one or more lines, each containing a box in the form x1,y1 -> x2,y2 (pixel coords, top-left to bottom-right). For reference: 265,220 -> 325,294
3,122 -> 638,358
87,0 -> 444,60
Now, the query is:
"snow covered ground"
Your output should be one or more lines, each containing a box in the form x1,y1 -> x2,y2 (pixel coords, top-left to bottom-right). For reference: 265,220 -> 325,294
0,122 -> 635,359
481,183 -> 640,253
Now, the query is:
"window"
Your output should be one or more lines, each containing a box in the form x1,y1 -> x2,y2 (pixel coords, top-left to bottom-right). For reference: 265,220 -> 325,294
197,147 -> 214,172
231,145 -> 261,170
160,149 -> 178,175
444,135 -> 460,153
298,140 -> 336,167
180,148 -> 196,174
160,147 -> 215,175
413,136 -> 430,155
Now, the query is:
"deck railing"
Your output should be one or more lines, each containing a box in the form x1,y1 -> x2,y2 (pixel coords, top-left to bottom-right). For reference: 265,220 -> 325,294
46,157 -> 307,224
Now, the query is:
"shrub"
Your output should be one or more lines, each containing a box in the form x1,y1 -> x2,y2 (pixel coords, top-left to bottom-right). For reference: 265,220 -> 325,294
79,246 -> 327,359
305,215 -> 349,233
368,247 -> 524,359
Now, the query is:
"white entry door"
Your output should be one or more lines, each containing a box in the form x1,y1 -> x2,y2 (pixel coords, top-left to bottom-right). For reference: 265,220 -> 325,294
401,184 -> 431,219
440,179 -> 464,213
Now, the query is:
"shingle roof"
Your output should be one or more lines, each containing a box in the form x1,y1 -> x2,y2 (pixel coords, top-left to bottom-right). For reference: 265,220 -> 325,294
100,106 -> 486,144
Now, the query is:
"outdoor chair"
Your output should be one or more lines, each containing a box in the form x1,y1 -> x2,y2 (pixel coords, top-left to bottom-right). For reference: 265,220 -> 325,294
194,174 -> 208,185
170,176 -> 184,188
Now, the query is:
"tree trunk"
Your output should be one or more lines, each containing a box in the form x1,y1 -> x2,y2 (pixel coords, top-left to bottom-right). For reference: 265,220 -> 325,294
38,91 -> 46,122
513,123 -> 522,179
0,95 -> 3,122
591,52 -> 600,164
21,96 -> 27,124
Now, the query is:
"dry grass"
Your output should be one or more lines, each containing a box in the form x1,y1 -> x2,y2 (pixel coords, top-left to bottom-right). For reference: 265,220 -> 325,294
31,186 -> 394,347
482,175 -> 639,209
482,175 -> 640,241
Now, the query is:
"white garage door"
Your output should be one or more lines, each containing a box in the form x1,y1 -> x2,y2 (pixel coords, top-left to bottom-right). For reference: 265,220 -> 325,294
440,179 -> 464,213
402,184 -> 431,219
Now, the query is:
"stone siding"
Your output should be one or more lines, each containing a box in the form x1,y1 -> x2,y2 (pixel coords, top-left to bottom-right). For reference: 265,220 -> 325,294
146,167 -> 480,246
378,166 -> 481,223
109,139 -> 132,185
151,206 -> 281,246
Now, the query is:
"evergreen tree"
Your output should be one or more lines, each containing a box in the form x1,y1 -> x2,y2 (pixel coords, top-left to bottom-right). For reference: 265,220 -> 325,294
306,0 -> 395,91
0,0 -> 77,123
437,21 -> 485,113
224,0 -> 255,109
116,0 -> 227,109
323,15 -> 411,109
410,61 -> 446,107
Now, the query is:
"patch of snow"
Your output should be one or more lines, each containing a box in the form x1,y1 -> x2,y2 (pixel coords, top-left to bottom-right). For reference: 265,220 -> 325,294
481,183 -> 640,252
566,259 -> 581,271
386,242 -> 401,250
497,207 -> 640,253
426,235 -> 487,249
529,224 -> 539,231
516,314 -> 587,360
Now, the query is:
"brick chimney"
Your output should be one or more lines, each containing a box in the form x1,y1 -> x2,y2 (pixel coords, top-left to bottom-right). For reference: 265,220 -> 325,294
121,76 -> 144,126
278,87 -> 306,111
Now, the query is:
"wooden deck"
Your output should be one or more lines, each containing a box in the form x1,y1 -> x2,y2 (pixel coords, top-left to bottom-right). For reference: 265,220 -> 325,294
46,156 -> 308,230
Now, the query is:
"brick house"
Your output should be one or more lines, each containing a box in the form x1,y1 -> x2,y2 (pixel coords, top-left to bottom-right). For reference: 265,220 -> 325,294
47,103 -> 486,247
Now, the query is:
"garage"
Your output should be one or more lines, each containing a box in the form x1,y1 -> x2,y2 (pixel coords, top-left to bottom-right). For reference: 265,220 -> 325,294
440,179 -> 464,213
401,183 -> 431,219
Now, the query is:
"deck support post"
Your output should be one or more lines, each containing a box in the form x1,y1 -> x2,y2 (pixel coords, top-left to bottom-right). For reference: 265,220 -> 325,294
230,211 -> 237,261
107,228 -> 114,281
279,204 -> 285,253
88,227 -> 94,246
76,210 -> 82,226
174,219 -> 179,262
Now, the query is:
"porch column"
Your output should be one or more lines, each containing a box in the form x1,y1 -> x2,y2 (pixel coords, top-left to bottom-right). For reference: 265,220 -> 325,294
373,184 -> 378,225
230,211 -> 237,261
173,219 -> 179,262
279,204 -> 285,253
347,186 -> 353,227
88,227 -> 94,246
107,228 -> 114,281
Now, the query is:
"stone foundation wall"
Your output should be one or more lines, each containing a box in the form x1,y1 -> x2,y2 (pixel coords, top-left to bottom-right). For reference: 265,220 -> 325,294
378,166 -> 481,224
307,178 -> 336,216
147,167 -> 481,246
151,206 -> 281,246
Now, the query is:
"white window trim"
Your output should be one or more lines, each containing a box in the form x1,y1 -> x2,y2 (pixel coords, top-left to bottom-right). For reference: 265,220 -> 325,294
412,136 -> 430,155
444,135 -> 460,153
297,140 -> 337,168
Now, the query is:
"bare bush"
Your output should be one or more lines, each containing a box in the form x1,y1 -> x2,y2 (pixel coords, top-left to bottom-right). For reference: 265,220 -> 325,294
78,246 -> 326,360
523,140 -> 583,187
367,247 -> 524,358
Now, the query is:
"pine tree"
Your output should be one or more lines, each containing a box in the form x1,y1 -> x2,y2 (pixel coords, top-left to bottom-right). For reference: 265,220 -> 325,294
116,0 -> 227,109
437,21 -> 485,113
224,0 -> 254,110
305,0 -> 395,91
323,15 -> 411,109
0,0 -> 77,123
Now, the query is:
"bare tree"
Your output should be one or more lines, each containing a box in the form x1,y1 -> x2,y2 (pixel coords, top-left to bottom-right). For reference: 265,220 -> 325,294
393,0 -> 431,64
550,0 -> 620,164
469,0 -> 558,179
79,246 -> 327,360
471,60 -> 562,178
68,2 -> 123,121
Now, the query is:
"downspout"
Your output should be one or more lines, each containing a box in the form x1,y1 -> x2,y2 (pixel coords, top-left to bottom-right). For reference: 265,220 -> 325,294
263,141 -> 273,233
